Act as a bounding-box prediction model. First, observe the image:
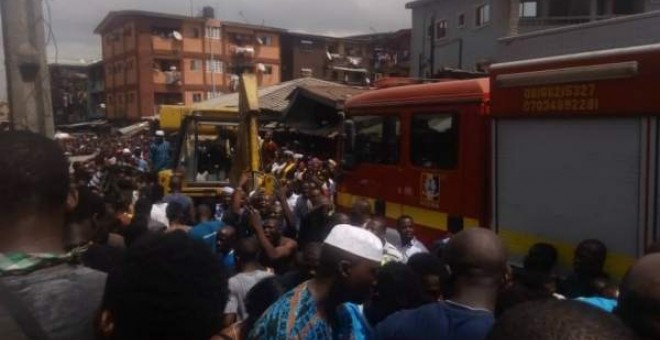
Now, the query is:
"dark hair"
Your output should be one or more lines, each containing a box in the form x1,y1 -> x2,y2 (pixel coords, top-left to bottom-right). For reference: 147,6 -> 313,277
235,237 -> 261,264
0,131 -> 69,222
150,184 -> 165,202
524,243 -> 558,274
123,197 -> 152,247
407,253 -> 449,301
365,262 -> 427,326
488,300 -> 636,340
69,186 -> 105,223
397,215 -> 413,227
242,277 -> 286,336
577,239 -> 608,261
166,201 -> 186,223
102,232 -> 228,339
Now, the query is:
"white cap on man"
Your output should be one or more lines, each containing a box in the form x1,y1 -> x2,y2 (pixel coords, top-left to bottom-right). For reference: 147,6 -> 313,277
221,187 -> 235,195
155,130 -> 165,137
122,148 -> 131,155
324,224 -> 383,263
293,153 -> 304,160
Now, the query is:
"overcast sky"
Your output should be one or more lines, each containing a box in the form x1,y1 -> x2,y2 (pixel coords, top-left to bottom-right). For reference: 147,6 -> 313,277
0,0 -> 412,99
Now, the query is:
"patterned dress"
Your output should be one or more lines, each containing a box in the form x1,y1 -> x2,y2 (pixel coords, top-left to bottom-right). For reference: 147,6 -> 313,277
248,282 -> 369,340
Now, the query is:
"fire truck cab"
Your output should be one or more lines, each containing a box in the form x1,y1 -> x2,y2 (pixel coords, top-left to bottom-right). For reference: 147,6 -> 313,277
340,79 -> 491,243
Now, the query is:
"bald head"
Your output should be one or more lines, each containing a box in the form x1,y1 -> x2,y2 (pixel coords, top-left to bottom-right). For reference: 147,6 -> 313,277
328,213 -> 351,228
616,254 -> 660,339
443,228 -> 508,280
351,199 -> 372,225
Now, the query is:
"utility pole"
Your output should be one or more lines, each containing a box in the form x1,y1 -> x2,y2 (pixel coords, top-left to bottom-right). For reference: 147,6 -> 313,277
1,0 -> 54,137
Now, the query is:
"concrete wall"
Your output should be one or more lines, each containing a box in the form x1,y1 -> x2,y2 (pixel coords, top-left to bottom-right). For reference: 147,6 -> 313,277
647,0 -> 660,11
410,0 -> 513,77
497,10 -> 660,62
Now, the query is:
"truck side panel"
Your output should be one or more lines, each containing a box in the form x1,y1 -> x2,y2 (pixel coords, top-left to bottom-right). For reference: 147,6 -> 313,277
493,117 -> 643,277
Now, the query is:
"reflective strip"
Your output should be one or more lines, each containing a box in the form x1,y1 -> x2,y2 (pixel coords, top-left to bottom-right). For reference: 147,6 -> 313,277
338,191 -> 635,278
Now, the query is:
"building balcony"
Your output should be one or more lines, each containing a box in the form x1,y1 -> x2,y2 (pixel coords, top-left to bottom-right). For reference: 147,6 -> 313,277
231,45 -> 255,58
153,71 -> 182,86
152,36 -> 182,52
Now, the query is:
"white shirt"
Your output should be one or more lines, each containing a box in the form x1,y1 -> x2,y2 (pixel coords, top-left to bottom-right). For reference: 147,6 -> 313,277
400,238 -> 429,262
382,241 -> 405,264
287,193 -> 300,211
149,202 -> 169,232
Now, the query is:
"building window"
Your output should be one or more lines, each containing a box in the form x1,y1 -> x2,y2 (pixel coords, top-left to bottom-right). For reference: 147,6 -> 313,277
352,115 -> 401,165
265,65 -> 273,74
128,93 -> 136,103
126,59 -> 134,70
191,59 -> 202,71
457,13 -> 466,28
107,95 -> 114,104
115,63 -> 123,74
410,113 -> 458,169
192,93 -> 203,102
206,26 -> 221,39
191,27 -> 200,39
206,59 -> 224,73
435,19 -> 448,39
257,35 -> 273,46
476,3 -> 491,27
519,1 -> 538,17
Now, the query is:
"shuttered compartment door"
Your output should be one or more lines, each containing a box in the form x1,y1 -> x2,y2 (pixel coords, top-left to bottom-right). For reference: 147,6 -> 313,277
494,118 -> 642,271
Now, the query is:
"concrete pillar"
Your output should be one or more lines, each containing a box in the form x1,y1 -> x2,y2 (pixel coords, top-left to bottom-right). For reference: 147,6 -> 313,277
590,0 -> 599,20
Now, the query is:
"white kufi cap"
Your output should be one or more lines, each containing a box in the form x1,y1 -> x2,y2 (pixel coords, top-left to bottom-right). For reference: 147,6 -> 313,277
155,130 -> 165,137
324,224 -> 383,263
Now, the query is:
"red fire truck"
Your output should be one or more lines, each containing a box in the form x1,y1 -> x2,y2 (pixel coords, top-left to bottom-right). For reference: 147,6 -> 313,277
339,44 -> 660,277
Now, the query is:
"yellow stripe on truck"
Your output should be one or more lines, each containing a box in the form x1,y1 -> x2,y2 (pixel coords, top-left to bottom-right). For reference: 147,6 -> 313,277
498,228 -> 635,279
338,191 -> 635,278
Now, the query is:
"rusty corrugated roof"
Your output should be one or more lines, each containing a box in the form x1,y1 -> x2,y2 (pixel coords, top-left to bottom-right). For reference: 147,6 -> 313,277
191,77 -> 347,113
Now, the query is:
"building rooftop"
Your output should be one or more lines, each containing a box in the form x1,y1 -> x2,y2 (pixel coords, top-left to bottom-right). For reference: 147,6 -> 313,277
295,84 -> 366,109
405,0 -> 436,9
95,10 -> 287,34
190,77 -> 347,113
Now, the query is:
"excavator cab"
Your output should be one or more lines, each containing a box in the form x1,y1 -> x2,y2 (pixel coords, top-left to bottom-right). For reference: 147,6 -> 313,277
161,74 -> 277,199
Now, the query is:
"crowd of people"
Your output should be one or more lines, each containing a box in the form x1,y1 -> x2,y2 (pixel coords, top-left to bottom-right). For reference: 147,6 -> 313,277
1,129 -> 660,340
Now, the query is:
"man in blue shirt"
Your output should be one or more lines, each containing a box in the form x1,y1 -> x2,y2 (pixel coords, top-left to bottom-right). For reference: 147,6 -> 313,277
249,224 -> 382,340
150,130 -> 171,172
188,204 -> 223,251
374,228 -> 507,340
216,226 -> 238,273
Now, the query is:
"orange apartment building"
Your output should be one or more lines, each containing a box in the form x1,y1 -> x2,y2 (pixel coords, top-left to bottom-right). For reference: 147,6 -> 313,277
94,9 -> 283,120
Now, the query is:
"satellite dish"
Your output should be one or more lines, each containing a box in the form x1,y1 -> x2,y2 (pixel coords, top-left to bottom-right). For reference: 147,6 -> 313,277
257,37 -> 264,45
256,63 -> 266,72
326,51 -> 332,61
172,31 -> 183,41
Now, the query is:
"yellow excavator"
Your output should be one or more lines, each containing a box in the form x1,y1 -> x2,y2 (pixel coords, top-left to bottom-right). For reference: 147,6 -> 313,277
158,74 -> 275,198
